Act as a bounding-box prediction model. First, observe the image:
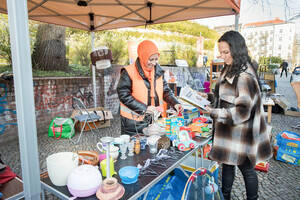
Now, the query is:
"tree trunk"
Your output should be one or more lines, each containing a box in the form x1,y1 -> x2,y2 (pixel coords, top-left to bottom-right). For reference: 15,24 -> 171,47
32,24 -> 68,71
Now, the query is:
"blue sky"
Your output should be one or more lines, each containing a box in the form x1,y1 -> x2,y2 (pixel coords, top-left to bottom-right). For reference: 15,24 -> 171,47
195,0 -> 300,28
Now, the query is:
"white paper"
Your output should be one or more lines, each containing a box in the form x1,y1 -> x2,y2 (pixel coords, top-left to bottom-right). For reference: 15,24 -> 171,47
179,85 -> 210,110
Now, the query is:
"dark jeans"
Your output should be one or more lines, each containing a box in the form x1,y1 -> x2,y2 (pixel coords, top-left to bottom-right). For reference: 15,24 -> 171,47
222,158 -> 258,200
280,68 -> 288,77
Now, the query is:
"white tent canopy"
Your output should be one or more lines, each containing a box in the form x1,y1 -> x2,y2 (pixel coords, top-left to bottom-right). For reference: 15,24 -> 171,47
2,0 -> 240,198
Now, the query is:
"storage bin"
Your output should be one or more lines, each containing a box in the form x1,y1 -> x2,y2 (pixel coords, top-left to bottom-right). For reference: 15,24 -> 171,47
275,131 -> 300,166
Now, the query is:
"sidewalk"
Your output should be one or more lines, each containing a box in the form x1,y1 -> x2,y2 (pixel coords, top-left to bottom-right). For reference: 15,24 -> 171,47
0,73 -> 299,200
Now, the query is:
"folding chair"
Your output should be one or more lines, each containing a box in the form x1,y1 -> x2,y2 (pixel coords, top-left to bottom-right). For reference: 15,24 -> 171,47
70,97 -> 101,144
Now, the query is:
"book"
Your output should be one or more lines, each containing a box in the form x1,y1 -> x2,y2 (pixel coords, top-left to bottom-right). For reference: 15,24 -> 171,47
179,85 -> 210,111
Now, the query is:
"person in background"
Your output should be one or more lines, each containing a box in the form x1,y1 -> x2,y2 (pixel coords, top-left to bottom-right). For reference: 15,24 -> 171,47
200,31 -> 272,200
117,40 -> 182,136
280,60 -> 288,78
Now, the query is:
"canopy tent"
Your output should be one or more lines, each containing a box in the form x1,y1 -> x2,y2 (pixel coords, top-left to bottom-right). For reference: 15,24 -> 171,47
2,0 -> 240,198
1,0 -> 240,31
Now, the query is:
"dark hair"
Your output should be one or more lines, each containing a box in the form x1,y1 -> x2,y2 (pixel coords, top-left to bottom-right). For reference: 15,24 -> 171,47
218,31 -> 252,77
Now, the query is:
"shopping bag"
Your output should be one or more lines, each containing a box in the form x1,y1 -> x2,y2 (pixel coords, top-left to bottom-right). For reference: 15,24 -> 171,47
48,117 -> 75,139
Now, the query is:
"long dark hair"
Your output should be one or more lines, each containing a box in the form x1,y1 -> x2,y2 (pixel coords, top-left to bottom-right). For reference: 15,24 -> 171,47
218,31 -> 252,78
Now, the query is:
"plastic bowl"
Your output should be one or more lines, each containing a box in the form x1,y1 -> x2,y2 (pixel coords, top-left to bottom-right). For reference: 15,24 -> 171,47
118,166 -> 139,184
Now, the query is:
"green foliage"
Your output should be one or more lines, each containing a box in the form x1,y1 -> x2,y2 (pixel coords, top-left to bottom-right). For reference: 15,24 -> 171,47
0,15 -> 11,66
259,56 -> 282,66
0,63 -> 91,77
1,15 -> 219,76
95,31 -> 129,65
0,65 -> 12,73
33,64 -> 90,77
145,21 -> 219,39
0,14 -> 39,66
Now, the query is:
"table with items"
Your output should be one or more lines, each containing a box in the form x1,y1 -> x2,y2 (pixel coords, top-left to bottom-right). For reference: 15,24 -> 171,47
41,106 -> 216,200
40,136 -> 211,200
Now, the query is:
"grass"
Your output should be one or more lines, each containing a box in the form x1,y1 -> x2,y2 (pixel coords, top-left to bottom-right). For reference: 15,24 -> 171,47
0,64 -> 91,77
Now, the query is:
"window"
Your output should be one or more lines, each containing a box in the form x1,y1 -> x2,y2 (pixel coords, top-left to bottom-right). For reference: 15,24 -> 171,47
279,37 -> 282,41
280,29 -> 283,33
278,45 -> 281,50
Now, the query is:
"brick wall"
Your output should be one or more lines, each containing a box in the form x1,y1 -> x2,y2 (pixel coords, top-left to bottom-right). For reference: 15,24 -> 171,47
0,77 -> 98,143
0,65 -> 205,144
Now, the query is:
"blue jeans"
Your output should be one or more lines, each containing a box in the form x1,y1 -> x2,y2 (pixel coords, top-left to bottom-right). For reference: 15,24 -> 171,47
222,158 -> 258,200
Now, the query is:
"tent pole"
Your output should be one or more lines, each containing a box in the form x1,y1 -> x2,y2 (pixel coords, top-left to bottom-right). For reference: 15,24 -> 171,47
91,31 -> 97,107
6,0 -> 41,199
235,13 -> 240,31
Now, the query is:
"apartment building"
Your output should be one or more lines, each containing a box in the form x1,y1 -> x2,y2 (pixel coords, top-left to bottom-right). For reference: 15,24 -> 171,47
241,18 -> 296,62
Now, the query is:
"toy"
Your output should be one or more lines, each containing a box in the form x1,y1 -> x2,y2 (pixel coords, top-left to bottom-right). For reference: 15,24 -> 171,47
174,130 -> 197,151
254,161 -> 269,172
180,126 -> 196,138
165,116 -> 184,136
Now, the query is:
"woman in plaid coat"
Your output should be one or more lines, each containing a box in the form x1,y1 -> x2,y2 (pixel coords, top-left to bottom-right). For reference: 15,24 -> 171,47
204,31 -> 272,200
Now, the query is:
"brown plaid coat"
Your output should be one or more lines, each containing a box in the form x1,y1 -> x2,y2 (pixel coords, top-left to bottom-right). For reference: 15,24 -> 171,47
208,64 -> 272,166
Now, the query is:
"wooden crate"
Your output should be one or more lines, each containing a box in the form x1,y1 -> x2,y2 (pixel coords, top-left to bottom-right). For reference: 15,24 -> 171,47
75,119 -> 110,132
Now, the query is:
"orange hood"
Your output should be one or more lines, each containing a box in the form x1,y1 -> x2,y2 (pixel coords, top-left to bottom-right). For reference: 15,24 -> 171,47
137,40 -> 160,70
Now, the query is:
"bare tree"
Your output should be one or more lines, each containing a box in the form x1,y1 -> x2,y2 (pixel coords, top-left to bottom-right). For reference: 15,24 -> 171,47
32,24 -> 68,71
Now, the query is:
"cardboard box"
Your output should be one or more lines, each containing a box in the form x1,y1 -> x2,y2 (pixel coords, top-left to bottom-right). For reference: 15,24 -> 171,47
75,120 -> 110,132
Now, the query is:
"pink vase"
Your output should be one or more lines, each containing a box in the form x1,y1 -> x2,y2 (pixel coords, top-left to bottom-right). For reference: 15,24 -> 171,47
96,177 -> 125,200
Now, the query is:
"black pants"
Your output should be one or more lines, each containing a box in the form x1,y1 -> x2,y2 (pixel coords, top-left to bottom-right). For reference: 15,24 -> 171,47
222,158 -> 258,200
280,68 -> 288,77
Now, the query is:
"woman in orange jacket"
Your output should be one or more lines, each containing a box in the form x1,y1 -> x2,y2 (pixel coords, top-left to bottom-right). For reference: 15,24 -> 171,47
117,40 -> 182,136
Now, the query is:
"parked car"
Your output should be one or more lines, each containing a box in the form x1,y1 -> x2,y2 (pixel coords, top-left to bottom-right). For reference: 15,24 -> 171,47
290,66 -> 300,83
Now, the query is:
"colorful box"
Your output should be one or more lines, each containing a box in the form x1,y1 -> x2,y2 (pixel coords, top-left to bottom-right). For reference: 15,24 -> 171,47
165,116 -> 184,137
182,107 -> 200,125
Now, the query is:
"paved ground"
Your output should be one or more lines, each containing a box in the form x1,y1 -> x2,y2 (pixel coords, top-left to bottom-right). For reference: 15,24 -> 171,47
0,72 -> 299,200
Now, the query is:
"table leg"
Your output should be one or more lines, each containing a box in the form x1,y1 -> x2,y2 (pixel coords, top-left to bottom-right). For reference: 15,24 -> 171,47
142,190 -> 149,200
267,105 -> 272,123
41,189 -> 45,200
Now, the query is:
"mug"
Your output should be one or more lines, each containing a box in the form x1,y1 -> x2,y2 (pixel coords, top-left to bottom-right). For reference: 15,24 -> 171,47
96,142 -> 108,153
97,143 -> 119,160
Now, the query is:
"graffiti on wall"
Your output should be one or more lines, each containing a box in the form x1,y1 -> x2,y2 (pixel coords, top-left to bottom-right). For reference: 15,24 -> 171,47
73,88 -> 94,108
34,82 -> 93,111
0,83 -> 17,135
104,69 -> 121,114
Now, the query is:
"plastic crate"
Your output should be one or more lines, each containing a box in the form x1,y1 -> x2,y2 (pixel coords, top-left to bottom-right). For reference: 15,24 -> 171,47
275,131 -> 300,165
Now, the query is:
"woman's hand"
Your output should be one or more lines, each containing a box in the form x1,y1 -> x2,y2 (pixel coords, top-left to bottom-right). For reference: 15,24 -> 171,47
198,92 -> 208,99
174,104 -> 183,115
204,105 -> 212,115
146,106 -> 156,114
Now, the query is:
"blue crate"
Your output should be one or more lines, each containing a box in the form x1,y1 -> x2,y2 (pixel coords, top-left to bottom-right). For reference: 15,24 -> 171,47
275,131 -> 300,165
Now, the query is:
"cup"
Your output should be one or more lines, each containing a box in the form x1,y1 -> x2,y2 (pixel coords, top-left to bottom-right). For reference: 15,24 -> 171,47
120,134 -> 130,144
97,143 -> 119,160
97,142 -> 108,153
149,142 -> 158,154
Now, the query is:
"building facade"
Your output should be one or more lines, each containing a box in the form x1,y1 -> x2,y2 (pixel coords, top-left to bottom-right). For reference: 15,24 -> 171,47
241,18 -> 296,62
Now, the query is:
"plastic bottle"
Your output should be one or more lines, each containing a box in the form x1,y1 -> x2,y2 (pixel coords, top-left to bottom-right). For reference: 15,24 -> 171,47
135,139 -> 141,154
